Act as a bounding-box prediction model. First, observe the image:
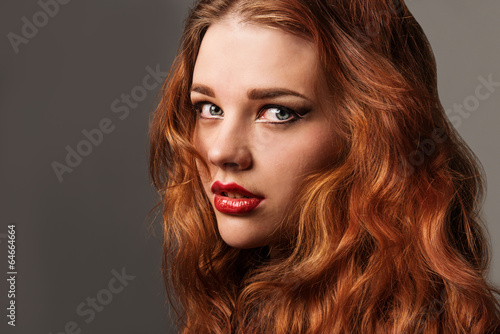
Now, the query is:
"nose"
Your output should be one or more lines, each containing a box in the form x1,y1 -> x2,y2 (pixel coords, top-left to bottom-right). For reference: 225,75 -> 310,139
207,118 -> 253,171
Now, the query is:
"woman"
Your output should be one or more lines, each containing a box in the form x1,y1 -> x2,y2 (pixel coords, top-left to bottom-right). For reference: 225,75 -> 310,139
149,0 -> 500,333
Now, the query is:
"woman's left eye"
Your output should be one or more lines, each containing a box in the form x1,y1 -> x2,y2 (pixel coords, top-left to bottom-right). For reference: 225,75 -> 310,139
256,106 -> 301,124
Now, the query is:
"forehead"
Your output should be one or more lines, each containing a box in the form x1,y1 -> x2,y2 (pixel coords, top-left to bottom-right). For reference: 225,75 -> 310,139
192,16 -> 319,98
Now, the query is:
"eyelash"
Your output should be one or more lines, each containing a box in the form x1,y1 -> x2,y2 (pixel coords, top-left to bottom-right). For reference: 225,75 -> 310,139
192,102 -> 307,125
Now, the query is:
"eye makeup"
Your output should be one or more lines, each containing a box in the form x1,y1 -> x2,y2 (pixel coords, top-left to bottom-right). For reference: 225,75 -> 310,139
192,101 -> 312,125
256,104 -> 311,125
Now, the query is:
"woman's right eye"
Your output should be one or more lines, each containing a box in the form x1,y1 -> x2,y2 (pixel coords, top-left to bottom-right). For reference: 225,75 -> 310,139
194,102 -> 223,119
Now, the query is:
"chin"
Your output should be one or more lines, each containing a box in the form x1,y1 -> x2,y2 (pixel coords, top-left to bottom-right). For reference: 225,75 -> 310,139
216,218 -> 270,249
219,232 -> 268,249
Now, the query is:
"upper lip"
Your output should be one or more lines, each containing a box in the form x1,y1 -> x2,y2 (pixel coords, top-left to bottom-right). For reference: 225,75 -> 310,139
211,181 -> 264,199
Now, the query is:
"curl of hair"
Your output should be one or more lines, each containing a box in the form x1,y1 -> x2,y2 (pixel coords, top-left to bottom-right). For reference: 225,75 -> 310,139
149,0 -> 500,333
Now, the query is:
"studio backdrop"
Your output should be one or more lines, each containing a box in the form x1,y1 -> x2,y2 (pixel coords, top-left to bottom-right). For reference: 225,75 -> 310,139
0,0 -> 499,333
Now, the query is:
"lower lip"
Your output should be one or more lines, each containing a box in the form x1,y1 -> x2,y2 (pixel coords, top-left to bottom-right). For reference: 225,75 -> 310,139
214,194 -> 263,215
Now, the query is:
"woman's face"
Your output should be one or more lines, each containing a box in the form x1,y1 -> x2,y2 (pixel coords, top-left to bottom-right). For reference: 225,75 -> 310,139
192,16 -> 338,249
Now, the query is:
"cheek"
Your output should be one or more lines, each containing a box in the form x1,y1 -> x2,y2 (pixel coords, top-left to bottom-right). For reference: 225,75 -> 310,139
266,127 -> 338,178
192,125 -> 204,153
307,131 -> 339,169
192,127 -> 212,182
257,132 -> 337,211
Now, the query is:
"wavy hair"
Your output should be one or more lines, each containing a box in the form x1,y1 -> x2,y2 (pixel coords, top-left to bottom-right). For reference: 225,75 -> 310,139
149,0 -> 500,332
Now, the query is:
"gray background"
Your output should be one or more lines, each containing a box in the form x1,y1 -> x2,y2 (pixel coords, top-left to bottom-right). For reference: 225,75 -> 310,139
0,0 -> 498,333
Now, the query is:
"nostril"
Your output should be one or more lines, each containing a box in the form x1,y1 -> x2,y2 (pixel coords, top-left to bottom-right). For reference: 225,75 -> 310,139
223,162 -> 240,169
206,140 -> 253,171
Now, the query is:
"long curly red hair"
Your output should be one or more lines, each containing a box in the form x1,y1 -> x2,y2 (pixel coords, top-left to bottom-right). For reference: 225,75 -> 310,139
149,0 -> 500,333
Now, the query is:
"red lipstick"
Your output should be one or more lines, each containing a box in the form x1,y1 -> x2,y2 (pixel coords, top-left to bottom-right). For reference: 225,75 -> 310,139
211,181 -> 264,215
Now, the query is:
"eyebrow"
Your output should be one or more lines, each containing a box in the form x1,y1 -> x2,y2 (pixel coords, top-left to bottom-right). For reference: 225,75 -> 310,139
191,84 -> 215,97
190,84 -> 312,102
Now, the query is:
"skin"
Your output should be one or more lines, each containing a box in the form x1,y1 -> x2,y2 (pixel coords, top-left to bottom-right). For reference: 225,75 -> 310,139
192,15 -> 339,249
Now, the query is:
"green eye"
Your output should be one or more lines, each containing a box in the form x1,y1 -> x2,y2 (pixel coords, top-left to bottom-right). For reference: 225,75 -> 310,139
257,105 -> 300,124
195,103 -> 223,118
207,104 -> 223,116
270,108 -> 292,121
